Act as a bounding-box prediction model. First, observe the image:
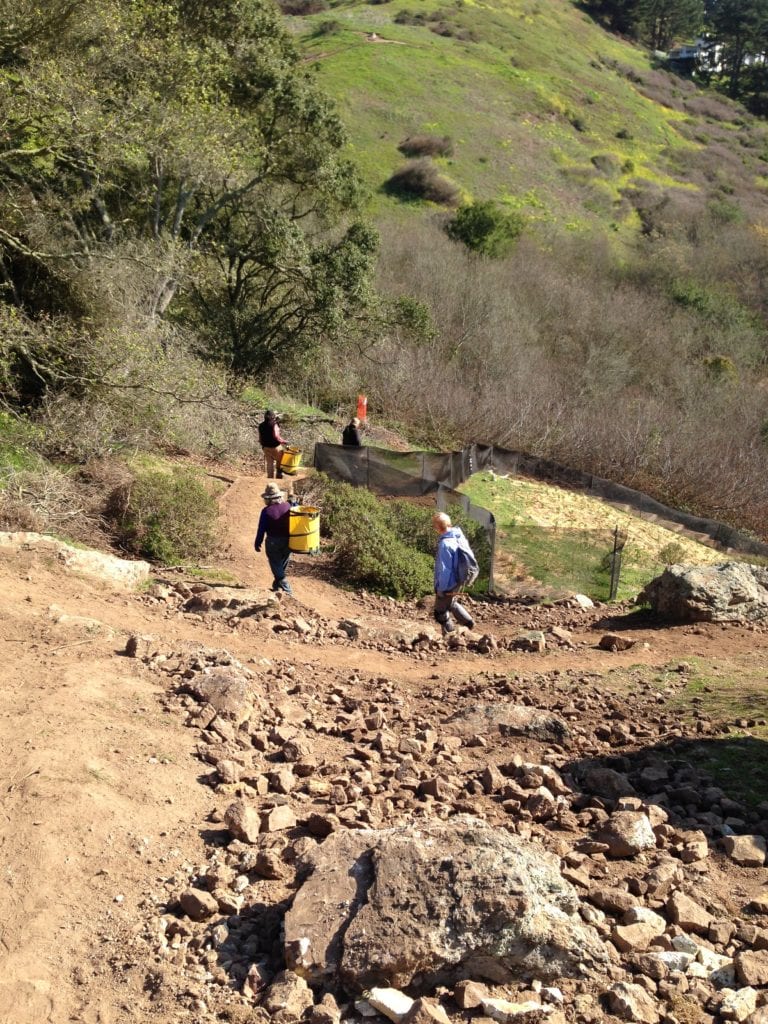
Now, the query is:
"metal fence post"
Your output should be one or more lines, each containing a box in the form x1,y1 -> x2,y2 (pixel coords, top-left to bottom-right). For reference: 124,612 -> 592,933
609,526 -> 628,601
488,515 -> 496,594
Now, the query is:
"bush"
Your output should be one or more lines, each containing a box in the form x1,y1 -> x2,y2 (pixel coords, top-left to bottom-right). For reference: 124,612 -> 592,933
445,200 -> 524,257
302,476 -> 493,597
384,499 -> 437,555
312,477 -> 433,597
384,160 -> 460,206
394,9 -> 427,24
112,466 -> 218,565
0,462 -> 100,541
313,18 -> 342,35
0,412 -> 41,472
398,134 -> 454,158
591,153 -> 621,177
707,197 -> 744,225
278,0 -> 327,13
658,540 -> 687,564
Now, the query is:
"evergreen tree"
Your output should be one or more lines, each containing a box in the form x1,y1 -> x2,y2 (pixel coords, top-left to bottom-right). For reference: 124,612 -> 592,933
636,0 -> 704,49
707,0 -> 768,97
0,0 -> 376,378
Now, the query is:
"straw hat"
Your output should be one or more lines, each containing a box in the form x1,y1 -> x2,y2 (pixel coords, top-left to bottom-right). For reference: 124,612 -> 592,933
261,482 -> 285,502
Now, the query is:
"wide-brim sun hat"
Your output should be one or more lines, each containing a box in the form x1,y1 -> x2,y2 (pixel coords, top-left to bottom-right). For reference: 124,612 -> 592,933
262,483 -> 285,501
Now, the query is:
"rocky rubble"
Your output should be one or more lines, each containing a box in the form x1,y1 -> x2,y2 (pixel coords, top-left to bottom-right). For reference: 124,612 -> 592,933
120,629 -> 768,1024
138,579 -> 643,660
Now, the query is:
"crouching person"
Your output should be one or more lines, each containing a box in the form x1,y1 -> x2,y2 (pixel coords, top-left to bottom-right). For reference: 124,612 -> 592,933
254,483 -> 294,595
432,512 -> 478,635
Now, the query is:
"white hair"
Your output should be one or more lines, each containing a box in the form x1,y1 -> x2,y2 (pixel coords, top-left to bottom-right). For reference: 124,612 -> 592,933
433,512 -> 451,530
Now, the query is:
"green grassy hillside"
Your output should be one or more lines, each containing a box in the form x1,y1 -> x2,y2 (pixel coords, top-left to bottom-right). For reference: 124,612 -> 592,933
287,0 -> 768,233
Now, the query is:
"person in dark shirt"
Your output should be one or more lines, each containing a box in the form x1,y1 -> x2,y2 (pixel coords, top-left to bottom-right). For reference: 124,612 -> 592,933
254,482 -> 293,594
258,410 -> 288,478
342,416 -> 362,447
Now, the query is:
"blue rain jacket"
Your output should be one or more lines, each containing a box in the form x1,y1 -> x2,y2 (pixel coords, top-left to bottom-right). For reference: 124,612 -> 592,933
434,526 -> 470,593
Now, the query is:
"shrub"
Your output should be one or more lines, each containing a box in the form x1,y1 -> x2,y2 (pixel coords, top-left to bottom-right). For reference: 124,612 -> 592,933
445,200 -> 524,257
302,476 -> 493,596
394,9 -> 426,24
591,153 -> 621,177
384,160 -> 460,206
112,466 -> 218,565
429,21 -> 477,40
398,134 -> 454,158
278,0 -> 327,13
707,197 -> 744,225
314,477 -> 433,597
313,18 -> 342,35
658,540 -> 687,564
702,354 -> 738,380
384,499 -> 436,555
0,463 -> 101,541
0,412 -> 41,472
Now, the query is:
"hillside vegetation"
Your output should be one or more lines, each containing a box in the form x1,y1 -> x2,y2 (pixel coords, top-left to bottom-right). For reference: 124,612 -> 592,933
281,0 -> 768,539
1,0 -> 768,561
289,0 -> 768,232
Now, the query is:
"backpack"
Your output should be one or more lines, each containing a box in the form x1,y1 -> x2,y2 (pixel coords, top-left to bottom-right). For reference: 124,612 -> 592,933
455,542 -> 479,589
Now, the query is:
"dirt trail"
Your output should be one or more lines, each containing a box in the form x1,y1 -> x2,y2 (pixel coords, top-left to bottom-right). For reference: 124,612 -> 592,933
1,473 -> 767,1023
217,474 -> 364,620
0,576 -> 211,1024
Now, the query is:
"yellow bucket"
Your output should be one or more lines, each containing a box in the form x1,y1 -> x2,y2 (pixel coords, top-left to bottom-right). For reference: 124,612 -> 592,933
289,505 -> 320,554
280,446 -> 302,476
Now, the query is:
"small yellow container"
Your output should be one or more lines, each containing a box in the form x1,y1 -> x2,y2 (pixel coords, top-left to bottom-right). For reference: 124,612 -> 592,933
280,446 -> 302,476
289,506 -> 320,554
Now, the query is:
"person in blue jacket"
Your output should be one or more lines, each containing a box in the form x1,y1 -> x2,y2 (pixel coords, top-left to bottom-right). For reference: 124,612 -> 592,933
432,512 -> 475,634
254,482 -> 295,595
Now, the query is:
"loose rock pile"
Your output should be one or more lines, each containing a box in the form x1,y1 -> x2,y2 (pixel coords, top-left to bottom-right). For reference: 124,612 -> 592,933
139,580 -> 639,660
119,626 -> 768,1024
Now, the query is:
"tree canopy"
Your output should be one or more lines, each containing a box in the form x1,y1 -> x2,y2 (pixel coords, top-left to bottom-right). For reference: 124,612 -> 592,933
0,0 -> 376,394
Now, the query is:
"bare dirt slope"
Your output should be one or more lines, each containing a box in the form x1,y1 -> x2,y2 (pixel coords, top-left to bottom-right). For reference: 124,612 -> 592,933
1,472 -> 766,1024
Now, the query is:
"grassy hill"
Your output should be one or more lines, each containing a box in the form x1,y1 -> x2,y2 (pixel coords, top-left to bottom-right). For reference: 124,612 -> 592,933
288,0 -> 768,234
460,471 -> 728,601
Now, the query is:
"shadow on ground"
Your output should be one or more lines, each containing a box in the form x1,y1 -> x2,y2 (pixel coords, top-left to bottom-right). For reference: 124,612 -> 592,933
566,735 -> 768,831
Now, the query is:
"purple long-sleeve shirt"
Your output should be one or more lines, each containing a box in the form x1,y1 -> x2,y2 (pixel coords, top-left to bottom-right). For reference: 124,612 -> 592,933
255,502 -> 291,548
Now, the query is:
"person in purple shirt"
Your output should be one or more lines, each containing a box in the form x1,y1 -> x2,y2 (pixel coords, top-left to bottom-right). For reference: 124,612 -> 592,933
254,482 -> 294,595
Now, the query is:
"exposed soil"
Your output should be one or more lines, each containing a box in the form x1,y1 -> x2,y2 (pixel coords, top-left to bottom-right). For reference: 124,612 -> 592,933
1,471 -> 767,1024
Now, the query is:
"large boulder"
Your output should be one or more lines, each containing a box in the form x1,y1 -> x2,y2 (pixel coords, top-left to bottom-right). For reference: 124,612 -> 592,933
284,816 -> 607,994
638,562 -> 768,623
0,531 -> 151,588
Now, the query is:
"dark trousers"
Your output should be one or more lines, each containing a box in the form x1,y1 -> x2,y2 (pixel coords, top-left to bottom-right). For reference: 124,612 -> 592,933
266,537 -> 292,594
434,591 -> 473,633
